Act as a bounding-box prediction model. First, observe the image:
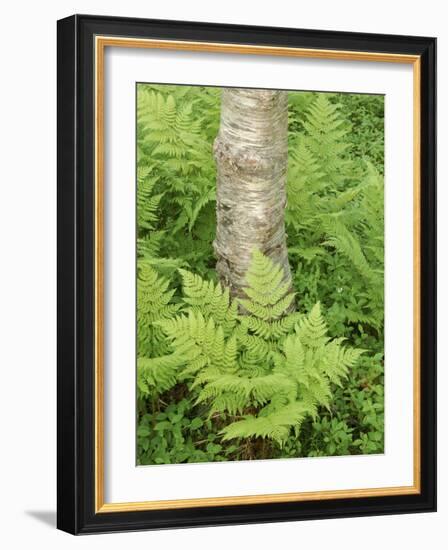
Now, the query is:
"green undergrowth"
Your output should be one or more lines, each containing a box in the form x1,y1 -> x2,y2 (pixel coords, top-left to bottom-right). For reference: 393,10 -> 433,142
136,84 -> 384,464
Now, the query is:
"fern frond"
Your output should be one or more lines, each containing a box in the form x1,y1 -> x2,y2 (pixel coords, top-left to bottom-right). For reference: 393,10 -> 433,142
239,249 -> 295,320
221,402 -> 311,445
295,302 -> 328,346
137,354 -> 183,396
240,313 -> 302,339
179,269 -> 237,334
137,263 -> 180,357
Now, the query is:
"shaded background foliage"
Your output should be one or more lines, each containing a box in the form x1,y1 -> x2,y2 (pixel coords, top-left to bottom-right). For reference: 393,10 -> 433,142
136,84 -> 384,464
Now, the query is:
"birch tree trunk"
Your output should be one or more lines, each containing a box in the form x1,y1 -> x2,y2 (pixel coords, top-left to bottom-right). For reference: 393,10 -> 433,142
213,88 -> 293,302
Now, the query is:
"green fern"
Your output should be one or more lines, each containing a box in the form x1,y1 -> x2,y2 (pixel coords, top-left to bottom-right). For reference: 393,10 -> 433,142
146,250 -> 363,446
302,95 -> 353,188
221,301 -> 363,445
239,249 -> 296,320
137,85 -> 218,240
137,354 -> 183,396
286,94 -> 384,334
137,263 -> 180,359
137,166 -> 162,231
179,269 -> 237,335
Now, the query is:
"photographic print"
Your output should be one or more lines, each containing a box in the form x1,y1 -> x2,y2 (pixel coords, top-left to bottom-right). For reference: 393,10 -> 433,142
136,84 -> 385,466
58,16 -> 436,533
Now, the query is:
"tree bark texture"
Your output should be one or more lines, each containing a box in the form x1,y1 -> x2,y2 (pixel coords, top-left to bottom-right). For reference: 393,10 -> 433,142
213,88 -> 293,300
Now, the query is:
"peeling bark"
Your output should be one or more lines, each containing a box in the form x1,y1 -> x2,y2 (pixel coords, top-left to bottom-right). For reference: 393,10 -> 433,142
213,88 -> 293,303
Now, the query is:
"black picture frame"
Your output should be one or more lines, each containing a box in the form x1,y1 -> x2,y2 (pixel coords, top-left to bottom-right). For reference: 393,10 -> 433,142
57,14 -> 436,534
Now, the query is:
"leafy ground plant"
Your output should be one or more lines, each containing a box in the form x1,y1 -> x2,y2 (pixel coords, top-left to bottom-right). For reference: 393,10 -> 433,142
138,251 -> 365,462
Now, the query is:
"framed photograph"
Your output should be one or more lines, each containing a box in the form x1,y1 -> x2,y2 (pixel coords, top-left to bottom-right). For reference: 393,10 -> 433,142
57,14 -> 436,534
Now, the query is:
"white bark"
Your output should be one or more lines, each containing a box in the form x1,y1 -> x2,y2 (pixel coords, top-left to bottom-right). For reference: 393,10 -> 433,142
213,88 -> 293,302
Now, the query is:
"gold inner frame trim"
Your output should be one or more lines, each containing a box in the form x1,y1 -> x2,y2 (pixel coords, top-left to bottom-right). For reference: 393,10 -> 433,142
94,35 -> 421,513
